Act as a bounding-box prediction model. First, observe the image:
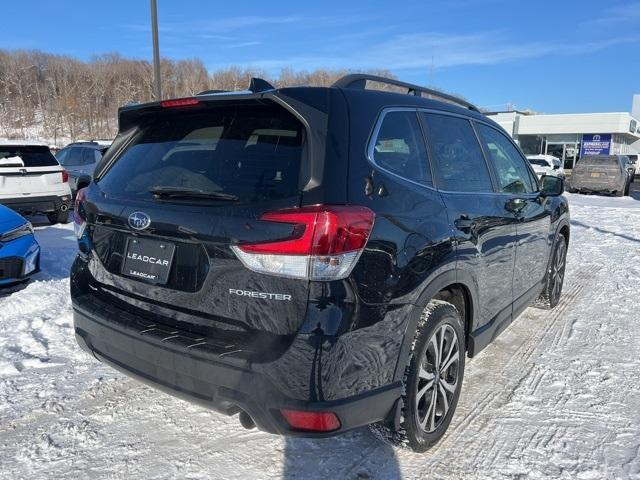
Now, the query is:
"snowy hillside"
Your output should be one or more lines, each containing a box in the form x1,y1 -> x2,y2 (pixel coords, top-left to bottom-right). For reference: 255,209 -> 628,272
1,193 -> 640,479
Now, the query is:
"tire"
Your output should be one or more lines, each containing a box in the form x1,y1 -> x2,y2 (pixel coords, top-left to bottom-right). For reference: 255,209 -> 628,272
47,209 -> 70,225
370,300 -> 465,452
534,232 -> 567,309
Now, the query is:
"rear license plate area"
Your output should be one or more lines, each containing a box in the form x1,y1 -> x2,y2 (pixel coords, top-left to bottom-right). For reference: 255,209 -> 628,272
121,237 -> 175,285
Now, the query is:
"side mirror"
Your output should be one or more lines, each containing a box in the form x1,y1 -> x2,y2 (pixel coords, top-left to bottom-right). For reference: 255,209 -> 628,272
540,175 -> 564,197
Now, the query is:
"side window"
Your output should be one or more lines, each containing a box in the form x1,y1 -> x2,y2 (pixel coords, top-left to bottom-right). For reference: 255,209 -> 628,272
371,110 -> 432,186
476,123 -> 535,194
421,113 -> 493,192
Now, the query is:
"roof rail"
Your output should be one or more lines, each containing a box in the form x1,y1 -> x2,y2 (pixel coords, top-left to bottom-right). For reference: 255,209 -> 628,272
332,74 -> 479,112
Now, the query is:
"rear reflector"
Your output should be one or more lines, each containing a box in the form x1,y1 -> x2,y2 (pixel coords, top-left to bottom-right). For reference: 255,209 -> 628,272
280,409 -> 341,432
231,205 -> 375,280
160,98 -> 200,108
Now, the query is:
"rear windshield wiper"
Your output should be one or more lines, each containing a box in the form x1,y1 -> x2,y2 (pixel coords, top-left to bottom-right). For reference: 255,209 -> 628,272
149,186 -> 239,201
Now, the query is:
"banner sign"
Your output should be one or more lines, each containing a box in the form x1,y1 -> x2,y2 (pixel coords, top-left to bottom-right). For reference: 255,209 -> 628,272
581,134 -> 611,156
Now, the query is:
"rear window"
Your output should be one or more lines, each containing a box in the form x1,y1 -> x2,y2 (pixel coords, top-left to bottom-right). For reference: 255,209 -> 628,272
528,158 -> 550,167
99,103 -> 305,203
0,146 -> 59,167
577,156 -> 618,167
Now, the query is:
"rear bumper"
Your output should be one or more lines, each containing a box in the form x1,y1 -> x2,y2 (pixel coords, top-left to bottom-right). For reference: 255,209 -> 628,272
0,194 -> 71,215
72,289 -> 401,437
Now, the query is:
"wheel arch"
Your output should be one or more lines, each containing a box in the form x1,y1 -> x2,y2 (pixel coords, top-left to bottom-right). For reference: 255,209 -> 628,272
76,175 -> 92,190
392,269 -> 479,382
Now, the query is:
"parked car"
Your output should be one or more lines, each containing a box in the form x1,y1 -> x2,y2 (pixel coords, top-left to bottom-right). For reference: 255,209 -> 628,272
570,155 -> 632,196
56,140 -> 111,196
0,140 -> 72,224
0,204 -> 40,286
527,154 -> 565,179
71,75 -> 570,453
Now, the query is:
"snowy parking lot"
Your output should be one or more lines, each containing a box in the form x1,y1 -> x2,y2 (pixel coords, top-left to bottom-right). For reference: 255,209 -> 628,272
1,191 -> 640,480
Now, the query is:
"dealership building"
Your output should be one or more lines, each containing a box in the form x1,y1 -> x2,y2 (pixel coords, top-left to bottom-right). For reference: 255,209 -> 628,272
487,95 -> 640,168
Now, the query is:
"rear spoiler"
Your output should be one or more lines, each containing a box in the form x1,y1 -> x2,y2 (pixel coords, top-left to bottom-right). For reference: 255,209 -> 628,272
95,83 -> 331,193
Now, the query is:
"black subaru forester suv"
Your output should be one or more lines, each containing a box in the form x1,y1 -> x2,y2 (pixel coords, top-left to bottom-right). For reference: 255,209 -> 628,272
71,75 -> 569,452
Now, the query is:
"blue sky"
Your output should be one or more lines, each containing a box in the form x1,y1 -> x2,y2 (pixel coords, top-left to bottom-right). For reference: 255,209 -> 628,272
4,0 -> 640,113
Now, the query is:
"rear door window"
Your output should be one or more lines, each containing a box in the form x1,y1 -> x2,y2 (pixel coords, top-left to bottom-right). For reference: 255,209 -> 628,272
0,146 -> 59,168
371,110 -> 432,186
476,123 -> 536,194
421,113 -> 493,192
98,103 -> 305,203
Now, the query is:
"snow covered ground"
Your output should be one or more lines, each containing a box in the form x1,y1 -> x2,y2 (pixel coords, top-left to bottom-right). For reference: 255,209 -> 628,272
1,192 -> 640,480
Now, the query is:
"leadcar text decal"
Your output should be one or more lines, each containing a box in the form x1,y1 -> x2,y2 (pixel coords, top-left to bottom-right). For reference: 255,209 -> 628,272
229,288 -> 292,301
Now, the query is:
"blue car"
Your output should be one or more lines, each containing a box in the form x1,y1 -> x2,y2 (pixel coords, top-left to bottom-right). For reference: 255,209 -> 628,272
0,205 -> 40,285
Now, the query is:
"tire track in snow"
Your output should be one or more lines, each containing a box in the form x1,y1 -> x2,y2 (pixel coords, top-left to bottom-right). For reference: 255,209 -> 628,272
405,261 -> 602,475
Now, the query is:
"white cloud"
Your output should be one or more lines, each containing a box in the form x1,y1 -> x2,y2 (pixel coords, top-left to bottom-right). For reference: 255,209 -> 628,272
208,31 -> 640,74
582,2 -> 640,26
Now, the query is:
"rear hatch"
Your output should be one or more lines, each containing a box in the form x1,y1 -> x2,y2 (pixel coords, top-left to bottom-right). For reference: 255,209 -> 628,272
0,145 -> 65,198
572,156 -> 623,189
81,97 -> 323,360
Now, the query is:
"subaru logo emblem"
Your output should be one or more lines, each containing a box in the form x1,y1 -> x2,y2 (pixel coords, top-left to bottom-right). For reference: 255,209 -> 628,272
128,211 -> 151,230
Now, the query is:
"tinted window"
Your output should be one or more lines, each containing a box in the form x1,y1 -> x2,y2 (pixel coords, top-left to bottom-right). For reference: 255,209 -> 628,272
576,156 -> 618,166
57,147 -> 85,167
82,148 -> 100,165
421,113 -> 492,192
56,148 -> 69,164
99,103 -> 304,203
476,124 -> 535,194
0,146 -> 59,167
372,110 -> 431,186
528,158 -> 550,167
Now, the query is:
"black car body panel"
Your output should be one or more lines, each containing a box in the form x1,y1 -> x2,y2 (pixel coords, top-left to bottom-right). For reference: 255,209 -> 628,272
71,78 -> 570,436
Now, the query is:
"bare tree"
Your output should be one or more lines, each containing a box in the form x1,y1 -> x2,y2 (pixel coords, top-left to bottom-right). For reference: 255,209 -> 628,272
0,48 -> 401,144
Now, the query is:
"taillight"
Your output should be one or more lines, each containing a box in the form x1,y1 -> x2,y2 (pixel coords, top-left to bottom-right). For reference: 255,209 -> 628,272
61,170 -> 69,183
160,97 -> 200,108
74,187 -> 88,239
231,205 -> 375,280
280,409 -> 341,432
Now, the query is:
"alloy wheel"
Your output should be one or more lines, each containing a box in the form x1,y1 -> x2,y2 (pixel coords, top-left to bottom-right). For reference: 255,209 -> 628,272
415,323 -> 460,433
551,240 -> 566,302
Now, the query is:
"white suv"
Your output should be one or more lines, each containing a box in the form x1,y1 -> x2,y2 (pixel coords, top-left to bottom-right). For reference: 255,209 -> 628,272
0,140 -> 72,224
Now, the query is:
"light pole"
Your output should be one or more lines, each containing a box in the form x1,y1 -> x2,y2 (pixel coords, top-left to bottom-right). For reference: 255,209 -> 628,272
150,0 -> 162,100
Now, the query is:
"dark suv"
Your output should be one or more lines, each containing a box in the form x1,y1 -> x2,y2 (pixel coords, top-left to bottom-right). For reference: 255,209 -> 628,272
70,75 -> 570,452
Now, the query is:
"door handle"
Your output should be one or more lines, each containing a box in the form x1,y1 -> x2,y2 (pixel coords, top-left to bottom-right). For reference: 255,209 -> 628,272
454,215 -> 474,230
